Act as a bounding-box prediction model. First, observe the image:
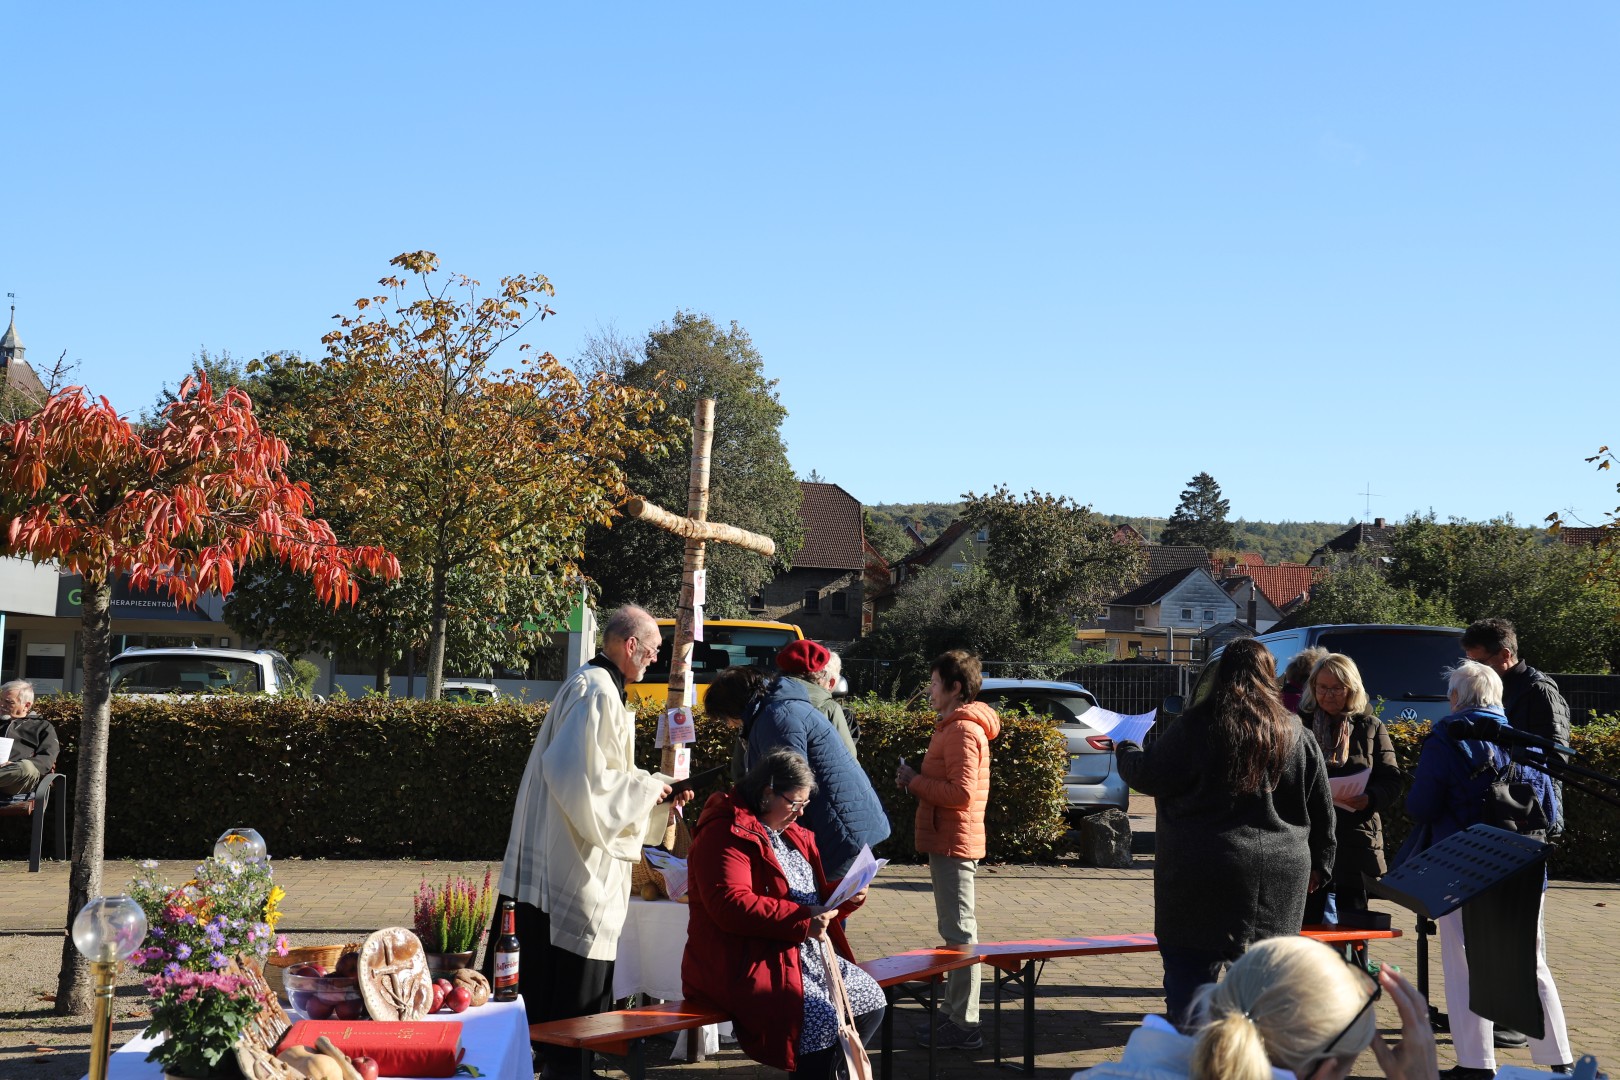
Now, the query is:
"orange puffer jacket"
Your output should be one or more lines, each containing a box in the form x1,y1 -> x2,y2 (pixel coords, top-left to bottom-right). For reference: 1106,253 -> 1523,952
909,701 -> 1002,859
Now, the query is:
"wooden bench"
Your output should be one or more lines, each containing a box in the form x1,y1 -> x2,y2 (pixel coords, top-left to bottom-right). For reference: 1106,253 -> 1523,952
0,768 -> 66,872
528,946 -> 980,1080
978,926 -> 1404,1074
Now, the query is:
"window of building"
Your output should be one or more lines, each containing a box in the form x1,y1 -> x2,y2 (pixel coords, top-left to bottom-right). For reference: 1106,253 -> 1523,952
803,590 -> 821,614
1181,608 -> 1192,620
975,528 -> 989,543
1203,609 -> 1215,621
830,591 -> 848,615
1134,607 -> 1145,622
1,630 -> 18,683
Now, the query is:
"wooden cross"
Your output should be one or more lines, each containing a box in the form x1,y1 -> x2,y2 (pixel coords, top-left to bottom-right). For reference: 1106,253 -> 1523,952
627,397 -> 775,776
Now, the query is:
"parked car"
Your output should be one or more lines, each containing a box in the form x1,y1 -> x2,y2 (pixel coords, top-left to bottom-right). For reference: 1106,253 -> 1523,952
108,645 -> 309,698
974,678 -> 1129,821
1184,624 -> 1465,723
442,680 -> 500,703
627,619 -> 805,706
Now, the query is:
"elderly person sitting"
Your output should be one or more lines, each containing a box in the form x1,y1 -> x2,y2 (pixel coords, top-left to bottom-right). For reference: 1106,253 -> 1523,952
1080,935 -> 1437,1080
682,749 -> 883,1080
1406,660 -> 1574,1078
1,680 -> 59,798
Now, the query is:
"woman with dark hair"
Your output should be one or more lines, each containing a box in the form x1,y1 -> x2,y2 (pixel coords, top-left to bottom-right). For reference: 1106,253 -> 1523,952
1116,638 -> 1336,1028
705,665 -> 889,880
682,749 -> 884,1080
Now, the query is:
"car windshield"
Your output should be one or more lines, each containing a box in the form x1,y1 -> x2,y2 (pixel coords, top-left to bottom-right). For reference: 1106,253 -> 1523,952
110,656 -> 263,694
1317,629 -> 1464,704
978,690 -> 1095,724
643,627 -> 802,683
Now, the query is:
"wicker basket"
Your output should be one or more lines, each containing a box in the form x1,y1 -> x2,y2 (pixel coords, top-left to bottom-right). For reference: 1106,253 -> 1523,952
263,942 -> 363,1002
632,811 -> 693,900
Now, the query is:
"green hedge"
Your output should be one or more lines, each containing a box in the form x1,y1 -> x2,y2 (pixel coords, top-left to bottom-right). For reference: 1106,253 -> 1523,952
1382,716 -> 1620,881
20,692 -> 1070,864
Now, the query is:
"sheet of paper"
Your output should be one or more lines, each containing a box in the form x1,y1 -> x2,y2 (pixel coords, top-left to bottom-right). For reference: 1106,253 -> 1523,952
1086,707 -> 1156,746
693,569 -> 707,607
0,737 -> 12,765
664,706 -> 696,744
693,604 -> 704,642
823,844 -> 887,909
643,847 -> 689,899
1330,768 -> 1370,810
653,711 -> 669,749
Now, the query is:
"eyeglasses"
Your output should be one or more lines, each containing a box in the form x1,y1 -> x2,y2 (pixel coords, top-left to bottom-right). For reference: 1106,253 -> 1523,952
772,792 -> 811,812
1310,962 -> 1382,1062
1315,684 -> 1350,696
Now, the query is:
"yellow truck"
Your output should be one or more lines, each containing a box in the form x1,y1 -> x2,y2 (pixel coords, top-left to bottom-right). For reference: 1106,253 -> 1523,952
626,618 -> 804,706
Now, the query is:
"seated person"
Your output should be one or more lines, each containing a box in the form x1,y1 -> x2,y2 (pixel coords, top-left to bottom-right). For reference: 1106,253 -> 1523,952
682,749 -> 884,1080
1079,935 -> 1438,1080
1,680 -> 60,798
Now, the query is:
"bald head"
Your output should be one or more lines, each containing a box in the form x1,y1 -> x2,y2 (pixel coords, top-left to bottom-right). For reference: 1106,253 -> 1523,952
602,605 -> 661,683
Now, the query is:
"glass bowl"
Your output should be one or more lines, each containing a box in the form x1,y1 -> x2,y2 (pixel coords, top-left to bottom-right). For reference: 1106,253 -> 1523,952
283,967 -> 369,1020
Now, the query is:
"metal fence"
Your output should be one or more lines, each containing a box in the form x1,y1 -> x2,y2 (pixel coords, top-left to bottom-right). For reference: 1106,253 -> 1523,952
842,656 -> 1196,715
1548,672 -> 1620,725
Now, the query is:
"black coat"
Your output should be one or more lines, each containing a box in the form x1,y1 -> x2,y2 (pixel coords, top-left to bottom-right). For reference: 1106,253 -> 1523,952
1304,711 -> 1402,888
1117,707 -> 1335,957
2,712 -> 59,775
1501,662 -> 1570,747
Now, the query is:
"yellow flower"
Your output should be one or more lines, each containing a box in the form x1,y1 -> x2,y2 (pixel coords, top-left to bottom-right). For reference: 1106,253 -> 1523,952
264,885 -> 286,930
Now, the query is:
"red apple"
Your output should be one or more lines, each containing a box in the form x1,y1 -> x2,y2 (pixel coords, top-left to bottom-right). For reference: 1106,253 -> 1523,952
431,984 -> 447,1012
434,977 -> 453,994
351,1057 -> 380,1080
445,986 -> 471,1014
334,998 -> 365,1020
291,963 -> 327,978
305,997 -> 334,1020
334,952 -> 360,977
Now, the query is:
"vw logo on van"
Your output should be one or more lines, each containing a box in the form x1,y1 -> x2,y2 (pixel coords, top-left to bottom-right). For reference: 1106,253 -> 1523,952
1399,707 -> 1419,721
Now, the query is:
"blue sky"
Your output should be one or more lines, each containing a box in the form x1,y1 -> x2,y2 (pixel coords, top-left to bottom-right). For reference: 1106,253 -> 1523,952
5,5 -> 1617,529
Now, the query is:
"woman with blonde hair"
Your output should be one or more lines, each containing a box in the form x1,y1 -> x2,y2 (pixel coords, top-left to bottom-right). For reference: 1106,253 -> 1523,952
1300,653 -> 1402,929
1079,935 -> 1438,1080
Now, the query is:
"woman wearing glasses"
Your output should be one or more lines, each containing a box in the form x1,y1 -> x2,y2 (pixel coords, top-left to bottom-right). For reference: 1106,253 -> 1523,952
1299,654 -> 1402,928
682,749 -> 884,1080
1079,935 -> 1439,1080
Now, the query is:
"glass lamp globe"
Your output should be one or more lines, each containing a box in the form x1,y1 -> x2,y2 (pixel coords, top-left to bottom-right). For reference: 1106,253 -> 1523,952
72,895 -> 148,964
214,827 -> 268,862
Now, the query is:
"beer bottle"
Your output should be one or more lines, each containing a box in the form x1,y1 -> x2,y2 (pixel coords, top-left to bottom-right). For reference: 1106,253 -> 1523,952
493,900 -> 520,1002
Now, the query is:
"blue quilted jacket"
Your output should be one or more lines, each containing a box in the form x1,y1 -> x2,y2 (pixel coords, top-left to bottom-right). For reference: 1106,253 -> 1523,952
742,675 -> 891,878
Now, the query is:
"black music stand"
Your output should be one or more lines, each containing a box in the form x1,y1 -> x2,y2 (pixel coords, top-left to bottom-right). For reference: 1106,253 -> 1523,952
1368,824 -> 1548,1038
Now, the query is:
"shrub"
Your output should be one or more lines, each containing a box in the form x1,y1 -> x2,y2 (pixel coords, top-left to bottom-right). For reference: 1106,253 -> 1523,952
27,689 -> 1071,863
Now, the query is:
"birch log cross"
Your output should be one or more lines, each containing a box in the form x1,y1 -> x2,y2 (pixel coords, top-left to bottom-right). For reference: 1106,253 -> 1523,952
626,397 -> 775,779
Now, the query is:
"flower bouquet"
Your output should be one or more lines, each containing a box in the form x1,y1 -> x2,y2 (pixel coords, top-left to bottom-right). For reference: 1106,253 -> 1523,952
141,970 -> 268,1079
413,869 -> 496,969
128,856 -> 288,975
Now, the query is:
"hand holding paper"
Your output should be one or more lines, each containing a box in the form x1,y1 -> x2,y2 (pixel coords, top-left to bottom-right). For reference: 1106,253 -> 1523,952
1329,768 -> 1370,811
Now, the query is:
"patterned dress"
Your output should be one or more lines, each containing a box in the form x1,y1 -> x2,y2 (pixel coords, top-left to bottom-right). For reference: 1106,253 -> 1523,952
766,829 -> 886,1053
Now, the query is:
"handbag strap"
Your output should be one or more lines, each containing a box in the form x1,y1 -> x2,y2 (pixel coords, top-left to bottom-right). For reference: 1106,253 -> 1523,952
819,937 -> 857,1025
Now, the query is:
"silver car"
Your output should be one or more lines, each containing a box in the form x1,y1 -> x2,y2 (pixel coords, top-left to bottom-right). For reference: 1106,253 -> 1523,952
975,678 -> 1129,820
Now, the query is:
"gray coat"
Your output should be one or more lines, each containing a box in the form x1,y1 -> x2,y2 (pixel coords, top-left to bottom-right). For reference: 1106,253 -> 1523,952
1117,708 -> 1335,957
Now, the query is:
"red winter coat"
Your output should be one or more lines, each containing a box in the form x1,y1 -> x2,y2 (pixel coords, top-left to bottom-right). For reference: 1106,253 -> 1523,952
681,789 -> 867,1072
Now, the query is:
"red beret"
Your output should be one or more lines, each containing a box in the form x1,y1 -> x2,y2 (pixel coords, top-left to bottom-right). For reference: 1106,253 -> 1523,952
776,639 -> 830,675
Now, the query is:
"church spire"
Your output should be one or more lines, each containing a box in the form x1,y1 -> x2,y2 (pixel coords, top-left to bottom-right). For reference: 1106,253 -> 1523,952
0,294 -> 22,367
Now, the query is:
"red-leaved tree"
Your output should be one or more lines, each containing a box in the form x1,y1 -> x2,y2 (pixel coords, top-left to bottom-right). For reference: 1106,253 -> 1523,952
0,378 -> 399,1014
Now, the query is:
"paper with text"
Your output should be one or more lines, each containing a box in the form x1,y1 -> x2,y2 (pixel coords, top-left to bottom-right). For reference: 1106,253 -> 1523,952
1085,707 -> 1157,746
1329,768 -> 1370,810
0,737 -> 12,765
824,844 -> 887,909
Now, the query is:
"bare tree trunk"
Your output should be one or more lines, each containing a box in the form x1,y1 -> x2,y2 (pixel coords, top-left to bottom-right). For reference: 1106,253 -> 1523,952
374,656 -> 391,695
425,562 -> 449,701
55,577 -> 111,1015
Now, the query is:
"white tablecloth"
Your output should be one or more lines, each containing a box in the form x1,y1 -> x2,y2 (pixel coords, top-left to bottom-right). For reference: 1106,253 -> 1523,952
94,996 -> 532,1080
614,897 -> 690,1001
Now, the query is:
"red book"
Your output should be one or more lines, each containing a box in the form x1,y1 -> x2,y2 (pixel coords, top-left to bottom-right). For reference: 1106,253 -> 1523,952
280,1019 -> 464,1078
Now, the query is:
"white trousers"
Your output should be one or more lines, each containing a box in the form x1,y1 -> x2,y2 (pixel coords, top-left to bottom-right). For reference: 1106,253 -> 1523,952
1437,893 -> 1572,1069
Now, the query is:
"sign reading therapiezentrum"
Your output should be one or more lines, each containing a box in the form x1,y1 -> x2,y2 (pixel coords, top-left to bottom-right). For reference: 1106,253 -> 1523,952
54,574 -> 226,622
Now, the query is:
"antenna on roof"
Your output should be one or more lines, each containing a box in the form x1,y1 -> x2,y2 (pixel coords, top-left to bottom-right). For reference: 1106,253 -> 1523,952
1358,482 -> 1382,522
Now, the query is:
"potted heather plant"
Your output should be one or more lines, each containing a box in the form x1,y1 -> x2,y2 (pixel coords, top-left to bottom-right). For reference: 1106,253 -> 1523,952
413,869 -> 496,975
142,970 -> 267,1079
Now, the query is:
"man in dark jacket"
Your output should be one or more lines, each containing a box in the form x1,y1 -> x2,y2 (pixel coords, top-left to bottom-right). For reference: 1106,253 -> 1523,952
1461,619 -> 1571,825
1,680 -> 60,798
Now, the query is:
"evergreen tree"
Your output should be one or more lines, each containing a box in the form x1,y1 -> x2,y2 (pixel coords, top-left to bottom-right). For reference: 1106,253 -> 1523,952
1160,471 -> 1236,550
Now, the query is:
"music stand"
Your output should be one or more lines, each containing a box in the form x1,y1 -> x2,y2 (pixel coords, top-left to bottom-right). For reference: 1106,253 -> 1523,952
1368,824 -> 1548,1038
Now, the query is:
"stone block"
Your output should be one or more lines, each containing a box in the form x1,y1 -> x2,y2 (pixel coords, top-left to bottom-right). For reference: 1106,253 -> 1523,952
1078,808 -> 1133,869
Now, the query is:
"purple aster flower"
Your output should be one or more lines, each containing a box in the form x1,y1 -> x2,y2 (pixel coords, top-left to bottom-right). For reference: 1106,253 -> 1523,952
209,951 -> 229,969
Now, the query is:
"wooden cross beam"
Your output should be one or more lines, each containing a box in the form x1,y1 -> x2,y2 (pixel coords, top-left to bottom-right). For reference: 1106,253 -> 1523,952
627,397 -> 775,776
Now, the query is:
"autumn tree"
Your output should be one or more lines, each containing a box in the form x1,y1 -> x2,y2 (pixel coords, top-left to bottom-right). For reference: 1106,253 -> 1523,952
292,253 -> 672,698
0,379 -> 397,1014
580,313 -> 804,616
1160,471 -> 1236,550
